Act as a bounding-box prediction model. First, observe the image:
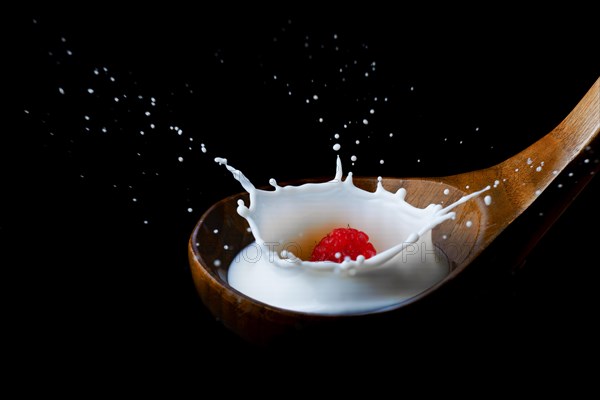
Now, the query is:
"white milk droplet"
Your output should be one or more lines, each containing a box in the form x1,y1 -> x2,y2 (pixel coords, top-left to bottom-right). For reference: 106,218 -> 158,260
178,157 -> 184,162
333,143 -> 341,151
213,229 -> 219,234
379,159 -> 384,164
443,188 -> 450,195
87,88 -> 94,94
213,259 -> 222,267
362,119 -> 369,125
187,207 -> 193,213
351,155 -> 357,162
466,220 -> 473,227
484,195 -> 492,205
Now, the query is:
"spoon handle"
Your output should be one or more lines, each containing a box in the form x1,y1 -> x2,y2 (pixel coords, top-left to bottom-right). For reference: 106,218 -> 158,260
550,77 -> 600,145
495,76 -> 599,221
448,77 -> 599,222
506,77 -> 598,189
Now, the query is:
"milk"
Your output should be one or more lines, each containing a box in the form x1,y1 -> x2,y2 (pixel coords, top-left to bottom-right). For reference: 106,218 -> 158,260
215,156 -> 488,314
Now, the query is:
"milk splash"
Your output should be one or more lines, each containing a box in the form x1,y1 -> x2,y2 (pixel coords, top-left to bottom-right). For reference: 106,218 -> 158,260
215,156 -> 489,276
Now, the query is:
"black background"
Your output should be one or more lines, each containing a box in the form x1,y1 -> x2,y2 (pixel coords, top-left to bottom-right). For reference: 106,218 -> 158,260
8,6 -> 600,373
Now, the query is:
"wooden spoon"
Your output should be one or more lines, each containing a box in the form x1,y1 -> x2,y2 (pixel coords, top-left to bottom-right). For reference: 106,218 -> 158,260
188,77 -> 599,345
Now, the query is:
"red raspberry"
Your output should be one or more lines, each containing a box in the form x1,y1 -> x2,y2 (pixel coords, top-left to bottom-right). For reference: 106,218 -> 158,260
309,227 -> 377,263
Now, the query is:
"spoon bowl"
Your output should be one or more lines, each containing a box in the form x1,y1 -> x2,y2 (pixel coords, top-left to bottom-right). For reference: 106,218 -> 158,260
189,77 -> 599,345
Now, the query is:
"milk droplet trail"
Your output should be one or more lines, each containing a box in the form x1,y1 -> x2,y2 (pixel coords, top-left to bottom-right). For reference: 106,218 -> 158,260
23,23 -> 213,230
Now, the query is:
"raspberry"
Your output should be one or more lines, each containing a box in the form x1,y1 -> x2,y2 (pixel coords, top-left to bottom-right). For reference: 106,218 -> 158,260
309,227 -> 377,263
